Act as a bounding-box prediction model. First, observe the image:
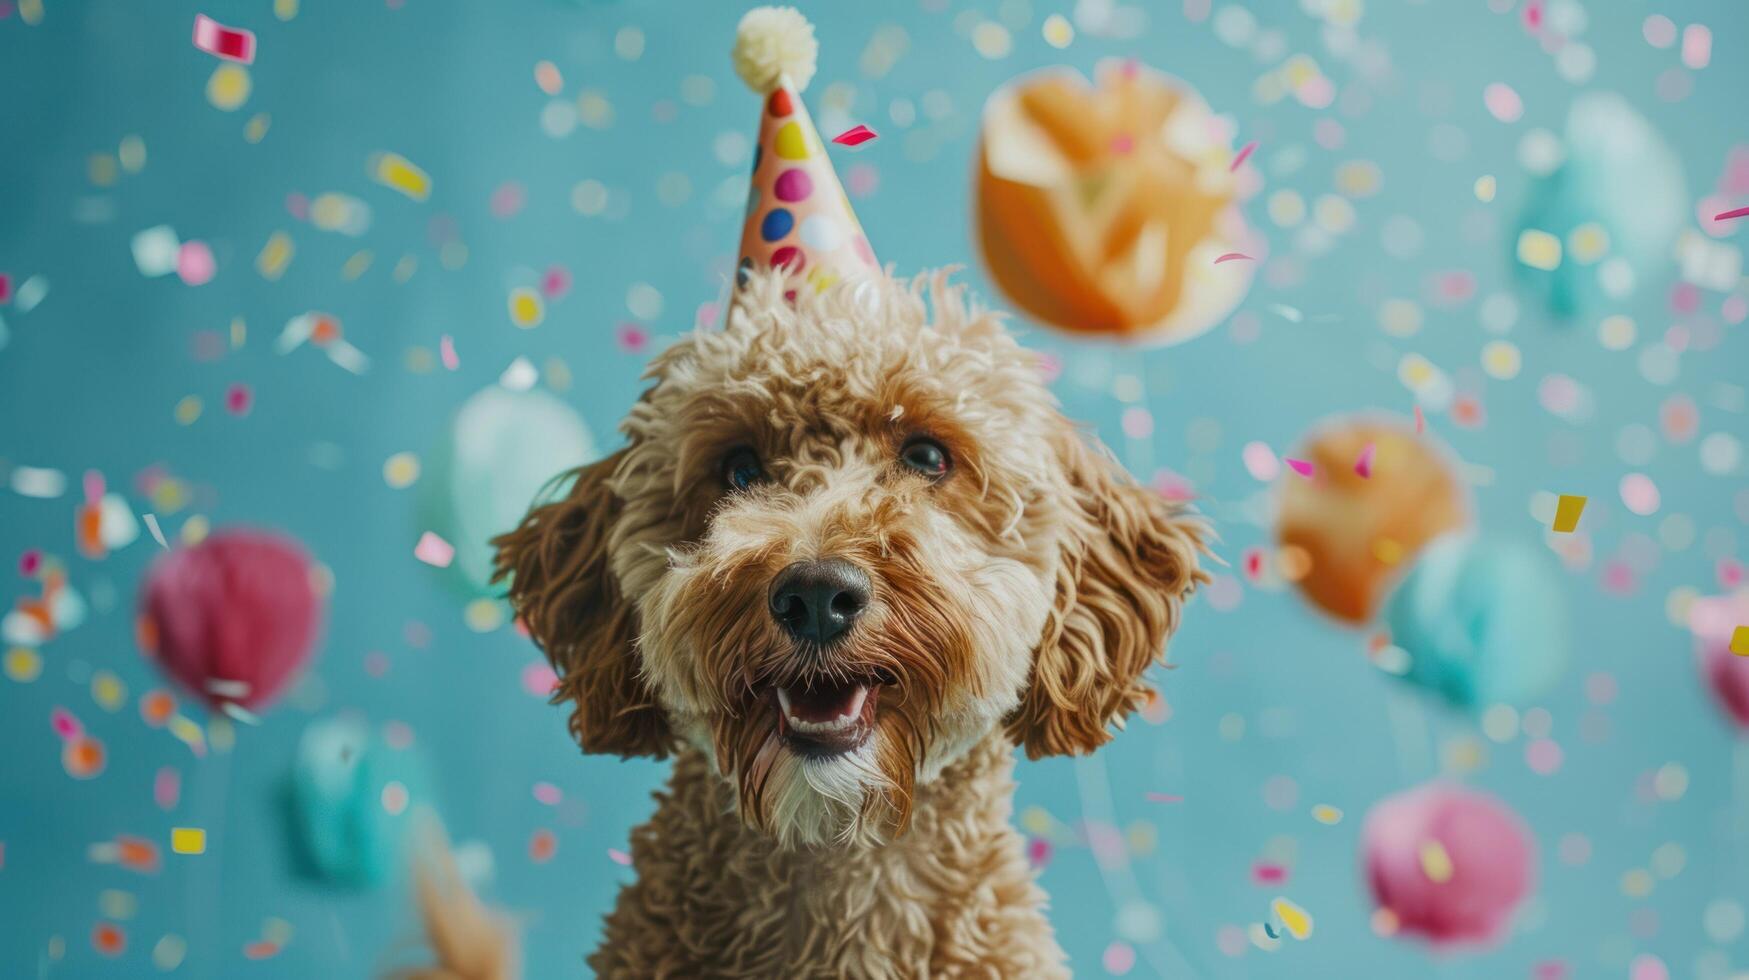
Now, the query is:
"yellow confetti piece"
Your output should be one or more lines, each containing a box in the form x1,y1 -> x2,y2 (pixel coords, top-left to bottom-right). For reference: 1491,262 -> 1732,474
209,716 -> 236,753
383,452 -> 421,489
19,0 -> 43,24
1621,868 -> 1654,898
1473,174 -> 1496,202
167,714 -> 207,754
174,395 -> 203,426
5,647 -> 43,683
88,153 -> 118,187
1730,626 -> 1749,656
393,255 -> 418,283
118,135 -> 147,173
1041,13 -> 1074,48
1271,897 -> 1313,939
370,152 -> 433,202
273,0 -> 298,20
170,828 -> 206,855
508,287 -> 545,328
152,935 -> 187,971
181,514 -> 210,546
206,64 -> 252,112
231,317 -> 246,348
1481,340 -> 1521,380
1019,805 -> 1055,837
1516,229 -> 1562,271
1372,537 -> 1405,565
1311,804 -> 1342,825
464,598 -> 505,633
98,889 -> 137,920
1552,494 -> 1587,533
91,671 -> 126,712
1568,222 -> 1610,264
1419,840 -> 1454,883
256,231 -> 294,281
341,250 -> 374,281
244,113 -> 271,143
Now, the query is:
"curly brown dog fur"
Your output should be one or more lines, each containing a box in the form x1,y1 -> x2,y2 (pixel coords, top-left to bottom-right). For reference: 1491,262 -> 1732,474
407,269 -> 1204,978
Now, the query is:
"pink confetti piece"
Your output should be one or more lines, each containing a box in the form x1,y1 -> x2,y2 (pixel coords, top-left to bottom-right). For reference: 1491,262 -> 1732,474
192,13 -> 256,64
1109,132 -> 1134,155
82,469 -> 105,505
439,334 -> 459,370
607,847 -> 632,866
19,549 -> 42,576
532,782 -> 562,806
831,125 -> 878,147
1213,252 -> 1253,265
540,265 -> 571,300
0,273 -> 11,304
225,383 -> 252,416
1715,206 -> 1749,222
1026,837 -> 1053,868
1144,792 -> 1183,804
489,181 -> 526,219
413,531 -> 454,568
1354,442 -> 1375,478
1285,458 -> 1315,478
51,707 -> 82,741
1483,82 -> 1523,123
1252,861 -> 1288,884
1230,140 -> 1257,172
154,767 -> 181,810
176,241 -> 215,287
1414,404 -> 1426,435
1682,24 -> 1712,70
521,661 -> 559,697
615,322 -> 648,353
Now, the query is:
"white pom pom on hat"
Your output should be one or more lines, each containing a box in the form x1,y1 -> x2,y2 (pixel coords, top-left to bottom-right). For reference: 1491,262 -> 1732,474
733,6 -> 818,94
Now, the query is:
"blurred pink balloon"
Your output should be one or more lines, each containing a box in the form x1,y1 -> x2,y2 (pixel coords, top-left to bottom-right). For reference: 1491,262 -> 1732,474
1363,783 -> 1535,947
1691,590 -> 1749,730
138,529 -> 323,712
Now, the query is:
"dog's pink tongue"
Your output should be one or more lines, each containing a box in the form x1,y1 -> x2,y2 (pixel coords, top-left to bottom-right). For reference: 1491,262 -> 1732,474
780,682 -> 866,724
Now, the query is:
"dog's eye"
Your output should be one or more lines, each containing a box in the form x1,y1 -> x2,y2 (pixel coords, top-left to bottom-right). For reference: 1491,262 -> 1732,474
898,437 -> 950,480
721,448 -> 767,491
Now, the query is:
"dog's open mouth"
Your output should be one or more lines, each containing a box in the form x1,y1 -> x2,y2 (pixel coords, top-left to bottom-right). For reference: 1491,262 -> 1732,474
773,677 -> 881,756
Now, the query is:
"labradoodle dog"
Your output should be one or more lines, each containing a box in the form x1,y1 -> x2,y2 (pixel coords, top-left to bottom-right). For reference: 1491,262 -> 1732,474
418,268 -> 1205,979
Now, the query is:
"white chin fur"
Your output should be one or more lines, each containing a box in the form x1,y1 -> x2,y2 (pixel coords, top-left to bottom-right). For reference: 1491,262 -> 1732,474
764,736 -> 893,848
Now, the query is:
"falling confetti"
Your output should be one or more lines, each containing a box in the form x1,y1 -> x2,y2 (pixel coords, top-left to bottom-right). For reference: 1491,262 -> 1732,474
831,125 -> 878,146
1552,494 -> 1587,533
191,13 -> 256,64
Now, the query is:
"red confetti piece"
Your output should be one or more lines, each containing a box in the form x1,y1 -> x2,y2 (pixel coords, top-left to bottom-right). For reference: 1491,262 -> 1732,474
0,273 -> 11,304
831,125 -> 878,147
1716,206 -> 1749,221
1354,442 -> 1375,478
1285,458 -> 1315,478
19,548 -> 42,576
439,334 -> 459,370
191,14 -> 256,64
1231,140 -> 1257,172
1214,252 -> 1253,264
1144,792 -> 1183,804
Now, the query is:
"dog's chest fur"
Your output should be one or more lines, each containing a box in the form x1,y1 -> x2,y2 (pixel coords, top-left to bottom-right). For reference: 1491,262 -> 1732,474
589,737 -> 1070,979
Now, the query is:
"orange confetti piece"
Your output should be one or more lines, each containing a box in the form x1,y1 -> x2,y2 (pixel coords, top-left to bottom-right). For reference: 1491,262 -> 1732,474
243,940 -> 281,960
115,836 -> 162,874
140,689 -> 177,727
93,922 -> 126,957
63,736 -> 106,780
529,829 -> 557,863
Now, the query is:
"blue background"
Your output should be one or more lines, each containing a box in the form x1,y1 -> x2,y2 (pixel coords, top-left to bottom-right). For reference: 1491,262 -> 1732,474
3,0 -> 1747,977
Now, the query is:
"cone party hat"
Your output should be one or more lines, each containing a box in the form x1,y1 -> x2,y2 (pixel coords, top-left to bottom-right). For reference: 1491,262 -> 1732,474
731,7 -> 878,293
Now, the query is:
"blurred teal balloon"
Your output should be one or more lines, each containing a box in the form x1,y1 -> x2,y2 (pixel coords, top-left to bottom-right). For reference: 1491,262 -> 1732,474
431,386 -> 596,593
1511,92 -> 1687,320
1383,534 -> 1569,708
289,716 -> 432,887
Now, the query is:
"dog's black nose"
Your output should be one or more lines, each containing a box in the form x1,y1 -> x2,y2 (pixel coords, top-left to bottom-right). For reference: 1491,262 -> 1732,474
768,558 -> 871,646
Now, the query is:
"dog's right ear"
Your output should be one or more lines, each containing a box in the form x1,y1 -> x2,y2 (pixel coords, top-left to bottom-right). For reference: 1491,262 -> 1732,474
492,449 -> 672,759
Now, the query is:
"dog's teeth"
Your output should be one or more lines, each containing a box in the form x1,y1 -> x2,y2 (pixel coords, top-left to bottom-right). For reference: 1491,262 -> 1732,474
776,686 -> 794,718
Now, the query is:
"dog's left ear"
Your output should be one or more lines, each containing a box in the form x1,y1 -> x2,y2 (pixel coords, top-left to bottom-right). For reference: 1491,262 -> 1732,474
1006,421 -> 1207,759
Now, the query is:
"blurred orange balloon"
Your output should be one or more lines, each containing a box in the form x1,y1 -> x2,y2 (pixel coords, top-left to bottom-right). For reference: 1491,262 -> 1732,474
975,60 -> 1257,344
1276,417 -> 1470,624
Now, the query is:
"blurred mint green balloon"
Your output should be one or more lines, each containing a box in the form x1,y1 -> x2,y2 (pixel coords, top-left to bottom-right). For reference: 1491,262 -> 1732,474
1383,533 -> 1569,709
432,386 -> 596,594
1512,92 -> 1687,320
289,716 -> 432,887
